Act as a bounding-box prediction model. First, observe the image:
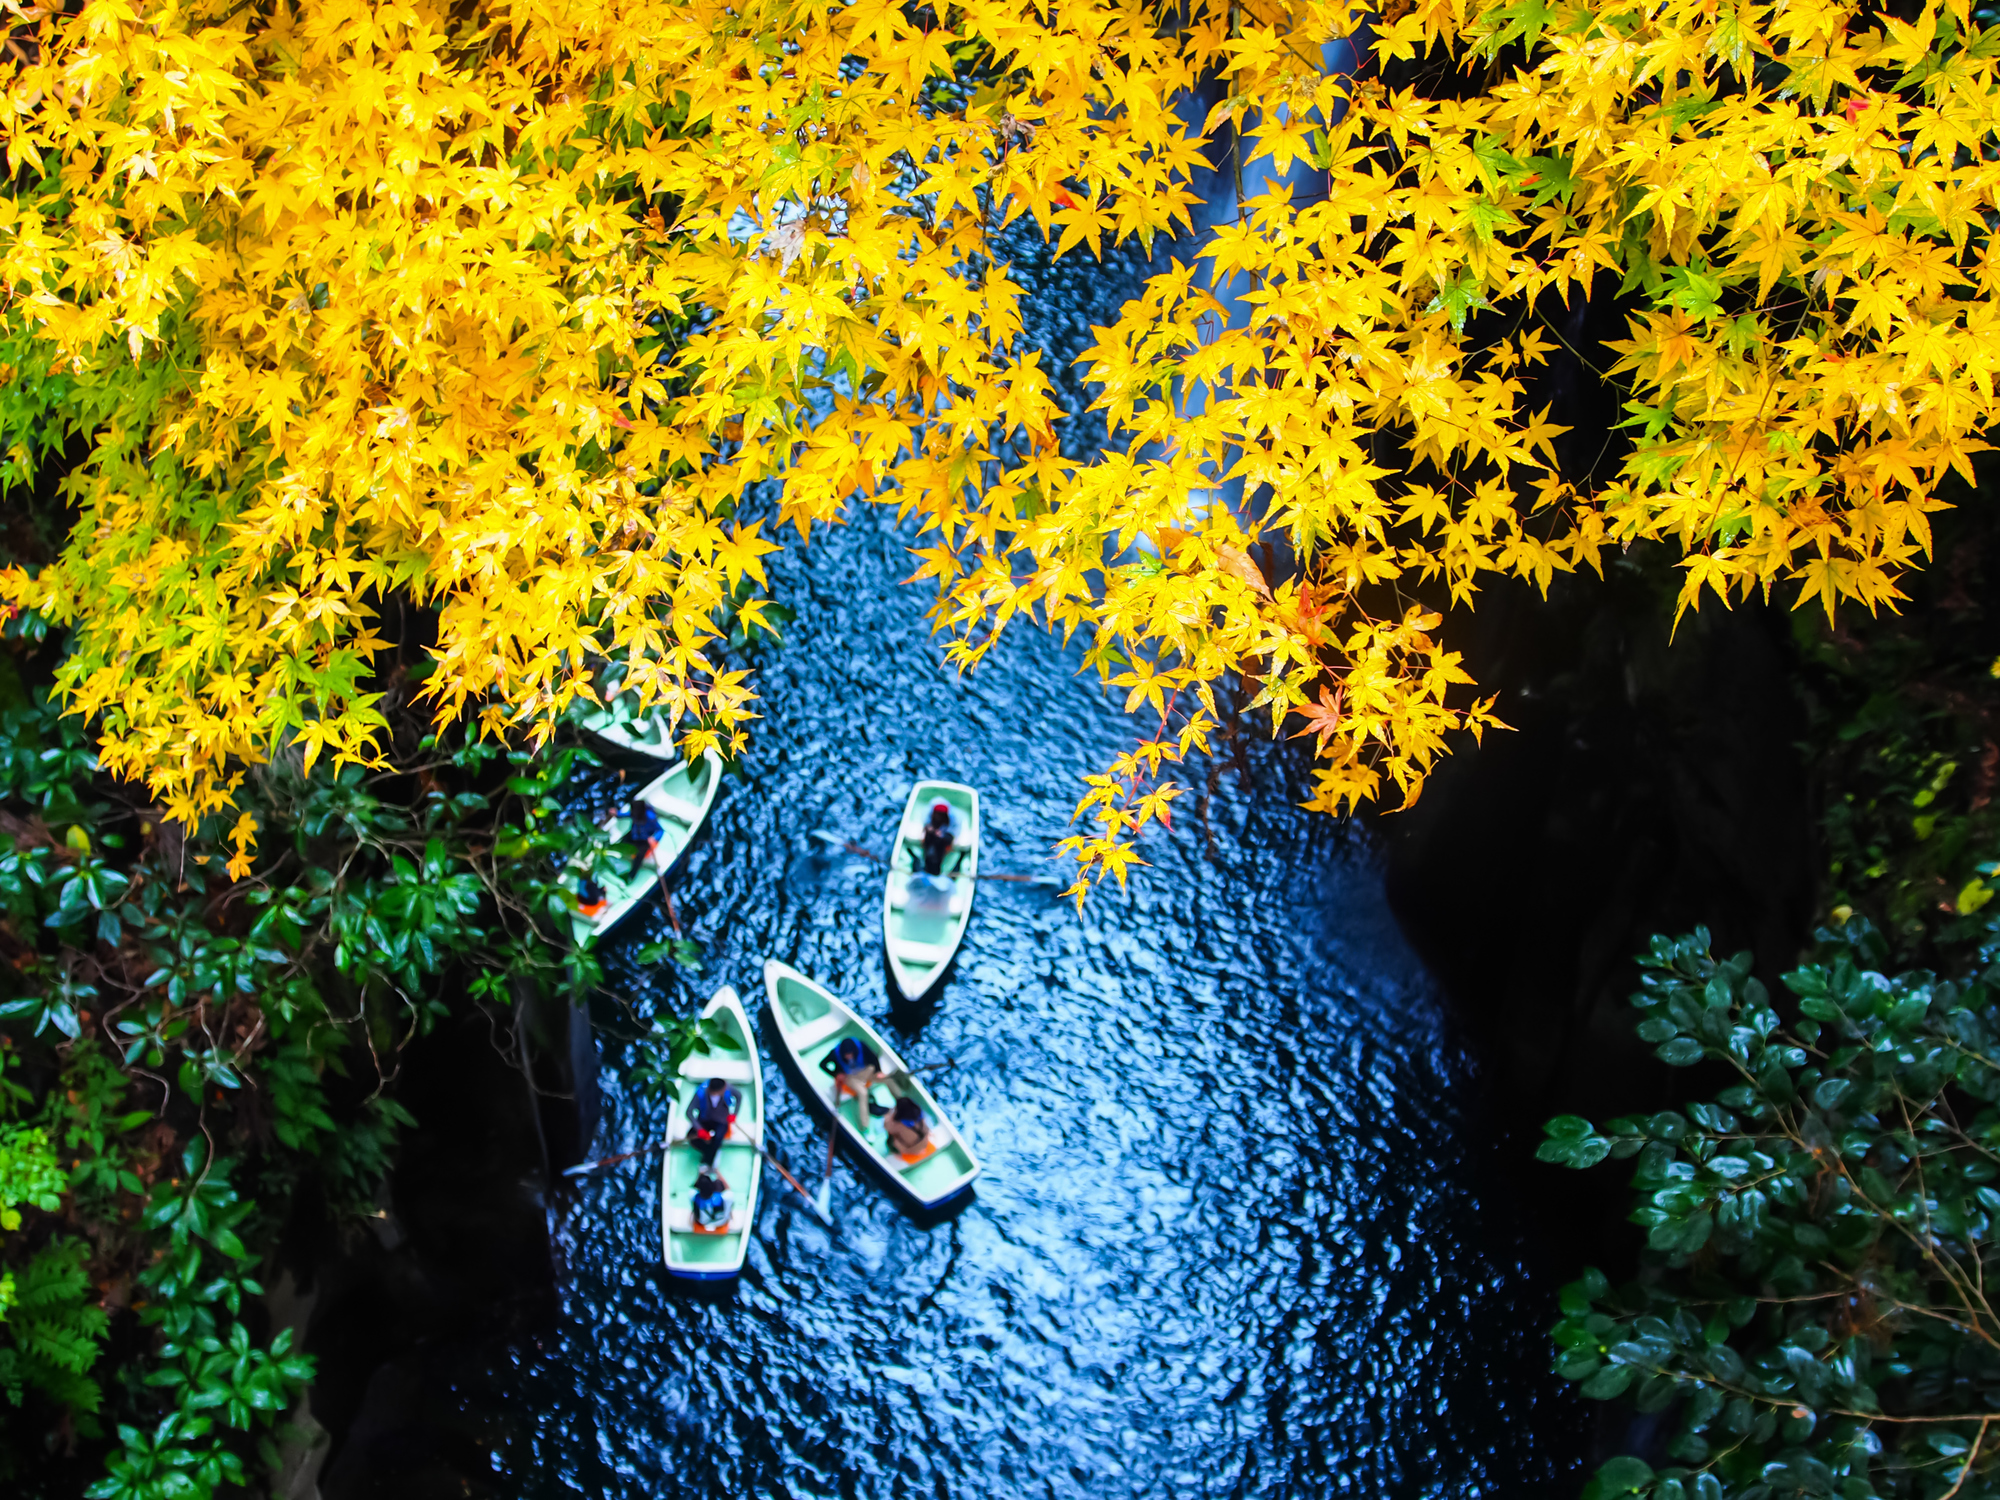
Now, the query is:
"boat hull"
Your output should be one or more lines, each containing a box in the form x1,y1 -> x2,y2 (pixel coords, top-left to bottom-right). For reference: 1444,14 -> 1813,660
762,959 -> 981,1211
567,748 -> 724,946
661,984 -> 763,1281
880,781 -> 980,1000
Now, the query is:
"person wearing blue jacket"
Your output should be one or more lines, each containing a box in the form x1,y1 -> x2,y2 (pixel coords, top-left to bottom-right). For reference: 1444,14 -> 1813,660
629,800 -> 664,866
690,1168 -> 731,1231
820,1036 -> 888,1130
685,1076 -> 739,1168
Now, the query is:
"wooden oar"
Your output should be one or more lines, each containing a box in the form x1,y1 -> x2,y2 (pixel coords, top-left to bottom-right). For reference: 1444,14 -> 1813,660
562,1139 -> 666,1177
887,1057 -> 958,1083
736,1122 -> 832,1227
808,830 -> 1062,885
569,1124 -> 834,1230
815,1095 -> 841,1222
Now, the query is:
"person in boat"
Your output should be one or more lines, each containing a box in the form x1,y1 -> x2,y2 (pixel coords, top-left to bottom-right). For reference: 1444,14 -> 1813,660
576,876 -> 609,921
906,800 -> 963,913
685,1075 -> 740,1168
820,1036 -> 884,1113
690,1168 -> 732,1231
629,800 -> 664,867
884,1096 -> 930,1158
919,800 -> 962,877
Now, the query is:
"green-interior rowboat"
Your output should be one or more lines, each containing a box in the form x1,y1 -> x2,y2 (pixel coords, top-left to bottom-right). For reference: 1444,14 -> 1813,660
573,675 -> 678,759
661,984 -> 763,1281
880,780 -> 979,999
575,707 -> 677,759
563,749 -> 723,946
762,959 -> 980,1210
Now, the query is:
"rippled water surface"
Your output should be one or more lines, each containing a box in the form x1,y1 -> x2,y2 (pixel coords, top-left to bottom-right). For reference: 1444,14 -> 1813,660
469,232 -> 1579,1498
473,499 -> 1580,1496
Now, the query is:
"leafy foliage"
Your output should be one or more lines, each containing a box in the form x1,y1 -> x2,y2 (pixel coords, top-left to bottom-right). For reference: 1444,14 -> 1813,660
0,1115 -> 105,1419
0,1124 -> 63,1231
628,1013 -> 745,1102
1543,916 -> 2000,1500
5,0 -> 1987,886
0,650 -> 682,1496
2,1239 -> 109,1415
1779,508 -> 2000,969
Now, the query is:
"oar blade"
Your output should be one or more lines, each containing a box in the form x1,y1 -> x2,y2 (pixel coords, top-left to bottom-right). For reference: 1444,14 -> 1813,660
744,1130 -> 834,1225
813,1181 -> 833,1222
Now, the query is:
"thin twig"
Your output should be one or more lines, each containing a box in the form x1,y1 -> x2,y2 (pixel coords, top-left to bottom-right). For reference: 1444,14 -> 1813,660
1941,1417 -> 1993,1500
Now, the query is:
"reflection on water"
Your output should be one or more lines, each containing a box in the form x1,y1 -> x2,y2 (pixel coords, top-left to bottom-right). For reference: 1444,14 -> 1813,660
480,506 -> 1579,1498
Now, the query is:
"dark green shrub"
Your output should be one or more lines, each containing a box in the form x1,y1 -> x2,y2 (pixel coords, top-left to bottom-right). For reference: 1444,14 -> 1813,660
1546,912 -> 2000,1500
0,670 -> 630,1496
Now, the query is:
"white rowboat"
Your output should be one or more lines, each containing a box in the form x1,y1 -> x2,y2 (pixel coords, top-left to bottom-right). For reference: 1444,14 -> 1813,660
881,781 -> 979,999
762,959 -> 980,1210
575,684 -> 679,760
578,712 -> 678,760
565,749 -> 723,946
661,985 -> 763,1281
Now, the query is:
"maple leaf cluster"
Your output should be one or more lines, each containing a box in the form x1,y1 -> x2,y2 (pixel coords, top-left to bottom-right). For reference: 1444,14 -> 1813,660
0,0 -> 1987,887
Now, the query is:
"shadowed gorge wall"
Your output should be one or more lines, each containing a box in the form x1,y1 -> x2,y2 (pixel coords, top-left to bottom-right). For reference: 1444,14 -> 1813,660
1382,562 -> 1819,1260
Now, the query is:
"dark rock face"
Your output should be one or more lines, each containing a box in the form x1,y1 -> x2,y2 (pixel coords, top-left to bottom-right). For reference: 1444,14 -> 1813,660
1379,560 -> 1819,1263
1374,562 -> 1819,1476
303,1010 -> 559,1500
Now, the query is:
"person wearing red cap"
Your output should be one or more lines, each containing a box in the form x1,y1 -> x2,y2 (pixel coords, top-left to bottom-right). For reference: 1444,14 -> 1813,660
919,800 -> 959,877
905,800 -> 964,917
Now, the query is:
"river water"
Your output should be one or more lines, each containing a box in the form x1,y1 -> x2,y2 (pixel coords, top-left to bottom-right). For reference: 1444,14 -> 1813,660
470,233 -> 1581,1498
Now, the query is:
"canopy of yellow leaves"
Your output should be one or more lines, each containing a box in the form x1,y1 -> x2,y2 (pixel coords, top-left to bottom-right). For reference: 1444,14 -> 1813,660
0,0 -> 1990,889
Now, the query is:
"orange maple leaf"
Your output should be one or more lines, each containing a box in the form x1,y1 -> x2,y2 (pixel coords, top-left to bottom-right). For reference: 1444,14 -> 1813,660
1290,685 -> 1345,753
